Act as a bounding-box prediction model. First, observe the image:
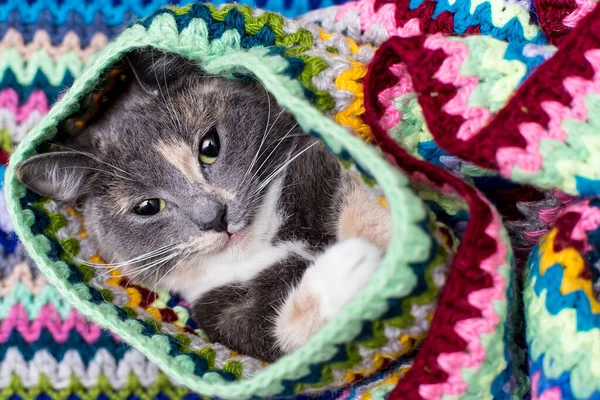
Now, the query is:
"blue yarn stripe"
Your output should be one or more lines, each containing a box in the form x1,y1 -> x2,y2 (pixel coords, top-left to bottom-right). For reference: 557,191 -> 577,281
0,329 -> 130,363
431,0 -> 547,45
530,247 -> 600,331
0,0 -> 344,25
529,355 -> 600,399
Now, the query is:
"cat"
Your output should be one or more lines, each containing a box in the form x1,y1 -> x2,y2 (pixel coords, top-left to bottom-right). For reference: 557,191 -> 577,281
16,49 -> 392,362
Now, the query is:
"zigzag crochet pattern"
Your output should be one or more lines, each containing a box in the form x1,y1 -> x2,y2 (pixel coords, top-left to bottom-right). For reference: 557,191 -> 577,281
4,0 -> 600,399
1,1 -> 413,399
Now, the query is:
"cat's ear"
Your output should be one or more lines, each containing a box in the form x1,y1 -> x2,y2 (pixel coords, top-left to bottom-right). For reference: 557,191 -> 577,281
124,51 -> 160,95
16,152 -> 96,201
125,49 -> 199,94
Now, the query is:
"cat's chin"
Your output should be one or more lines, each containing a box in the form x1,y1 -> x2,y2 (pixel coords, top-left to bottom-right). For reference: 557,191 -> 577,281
184,232 -> 230,256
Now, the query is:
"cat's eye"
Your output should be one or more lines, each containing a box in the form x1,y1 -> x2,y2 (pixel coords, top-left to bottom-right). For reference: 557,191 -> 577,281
199,129 -> 220,165
131,198 -> 165,216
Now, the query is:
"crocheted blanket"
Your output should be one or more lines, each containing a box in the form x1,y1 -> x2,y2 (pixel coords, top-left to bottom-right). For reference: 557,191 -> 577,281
4,0 -> 600,399
0,1 -> 401,400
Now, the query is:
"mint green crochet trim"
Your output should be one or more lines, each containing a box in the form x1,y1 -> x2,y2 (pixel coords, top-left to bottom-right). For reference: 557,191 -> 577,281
525,276 -> 600,398
370,383 -> 398,400
0,48 -> 86,86
512,93 -> 600,194
0,282 -> 73,319
5,9 -> 432,399
458,36 -> 527,114
389,93 -> 428,158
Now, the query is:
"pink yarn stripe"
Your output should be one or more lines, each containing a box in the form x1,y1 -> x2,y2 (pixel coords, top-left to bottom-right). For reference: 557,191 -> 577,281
377,63 -> 416,131
2,28 -> 108,61
497,49 -> 600,176
562,0 -> 598,28
397,17 -> 422,37
531,371 -> 563,400
335,0 -> 358,21
335,0 -> 408,37
334,389 -> 352,400
523,229 -> 548,245
538,206 -> 565,225
562,200 -> 600,243
425,35 -> 491,141
0,89 -> 49,122
419,206 -> 508,399
0,303 -> 103,344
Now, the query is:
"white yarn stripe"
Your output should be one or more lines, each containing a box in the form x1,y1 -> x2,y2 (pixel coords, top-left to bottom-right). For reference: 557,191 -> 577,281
0,108 -> 43,144
0,347 -> 171,389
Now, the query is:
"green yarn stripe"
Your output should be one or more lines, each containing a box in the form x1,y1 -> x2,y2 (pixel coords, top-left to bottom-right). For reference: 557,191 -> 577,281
1,373 -> 193,400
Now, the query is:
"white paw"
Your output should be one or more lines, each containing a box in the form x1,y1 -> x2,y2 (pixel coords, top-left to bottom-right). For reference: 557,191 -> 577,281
303,237 -> 382,319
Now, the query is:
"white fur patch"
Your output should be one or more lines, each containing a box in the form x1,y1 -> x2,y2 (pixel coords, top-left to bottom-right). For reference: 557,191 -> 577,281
274,237 -> 382,354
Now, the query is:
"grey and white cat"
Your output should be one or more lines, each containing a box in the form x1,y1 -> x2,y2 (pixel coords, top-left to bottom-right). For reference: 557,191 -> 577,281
16,50 -> 391,361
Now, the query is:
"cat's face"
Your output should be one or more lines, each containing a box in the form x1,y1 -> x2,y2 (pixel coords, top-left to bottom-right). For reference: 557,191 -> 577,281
17,50 -> 307,285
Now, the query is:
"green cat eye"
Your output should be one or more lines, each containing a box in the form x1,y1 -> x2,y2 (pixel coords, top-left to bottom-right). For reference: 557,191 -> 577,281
199,129 -> 220,165
131,198 -> 165,216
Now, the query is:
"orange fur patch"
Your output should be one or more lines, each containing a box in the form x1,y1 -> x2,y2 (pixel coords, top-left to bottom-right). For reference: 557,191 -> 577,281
338,178 -> 392,251
155,138 -> 236,200
275,285 -> 324,353
289,290 -> 319,323
156,139 -> 205,185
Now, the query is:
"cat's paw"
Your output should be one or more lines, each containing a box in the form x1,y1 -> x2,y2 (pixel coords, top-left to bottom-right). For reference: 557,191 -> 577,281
304,237 -> 382,319
337,178 -> 392,252
274,237 -> 382,353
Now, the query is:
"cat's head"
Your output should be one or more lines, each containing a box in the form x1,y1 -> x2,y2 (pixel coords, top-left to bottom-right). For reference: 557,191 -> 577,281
17,49 -> 307,286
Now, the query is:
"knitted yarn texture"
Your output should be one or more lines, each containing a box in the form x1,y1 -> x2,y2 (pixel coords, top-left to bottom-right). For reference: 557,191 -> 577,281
5,3 -> 457,398
355,0 -> 600,398
1,0 -> 422,399
5,0 -> 600,399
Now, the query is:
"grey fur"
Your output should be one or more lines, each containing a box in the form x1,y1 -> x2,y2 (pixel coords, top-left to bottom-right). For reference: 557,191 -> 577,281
17,49 -> 343,361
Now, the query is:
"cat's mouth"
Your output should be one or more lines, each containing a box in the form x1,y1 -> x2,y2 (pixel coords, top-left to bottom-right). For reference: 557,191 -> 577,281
182,223 -> 252,258
226,225 -> 249,248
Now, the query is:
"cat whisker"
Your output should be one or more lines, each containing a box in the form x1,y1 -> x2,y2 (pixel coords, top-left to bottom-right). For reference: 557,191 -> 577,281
247,181 -> 299,209
154,247 -> 194,287
247,150 -> 290,197
30,166 -> 137,184
253,141 -> 318,196
47,209 -> 178,266
86,258 -> 170,279
67,243 -> 182,271
110,252 -> 180,275
93,253 -> 181,278
49,215 -> 183,281
160,50 -> 186,135
49,143 -> 136,179
123,251 -> 181,281
241,98 -> 283,187
247,122 -> 299,184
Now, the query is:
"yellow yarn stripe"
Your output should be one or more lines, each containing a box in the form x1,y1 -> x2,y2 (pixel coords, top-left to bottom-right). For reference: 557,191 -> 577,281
539,228 -> 600,313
